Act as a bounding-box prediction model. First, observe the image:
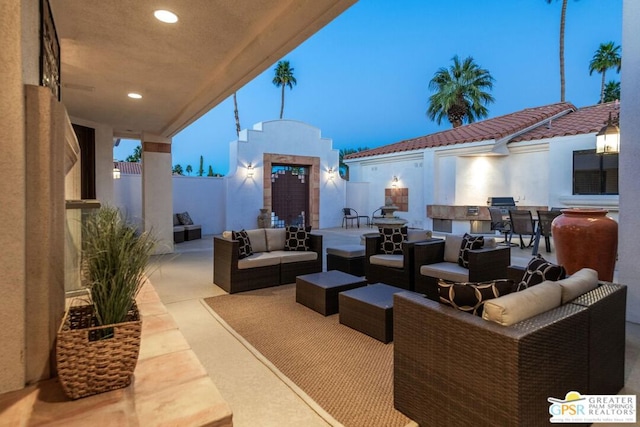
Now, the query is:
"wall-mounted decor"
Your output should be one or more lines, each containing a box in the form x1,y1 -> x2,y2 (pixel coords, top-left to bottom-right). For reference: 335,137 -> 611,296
41,0 -> 60,101
385,188 -> 409,212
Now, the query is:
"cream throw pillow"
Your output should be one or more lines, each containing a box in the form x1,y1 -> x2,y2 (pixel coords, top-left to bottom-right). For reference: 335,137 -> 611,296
482,281 -> 562,326
557,268 -> 599,304
444,234 -> 464,263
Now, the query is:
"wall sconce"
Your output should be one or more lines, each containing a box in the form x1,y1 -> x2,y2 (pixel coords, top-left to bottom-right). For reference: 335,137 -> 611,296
247,162 -> 254,178
596,111 -> 620,154
328,167 -> 335,180
392,176 -> 398,187
113,161 -> 121,180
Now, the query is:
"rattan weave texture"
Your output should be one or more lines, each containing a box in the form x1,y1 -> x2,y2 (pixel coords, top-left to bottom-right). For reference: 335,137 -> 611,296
56,303 -> 141,400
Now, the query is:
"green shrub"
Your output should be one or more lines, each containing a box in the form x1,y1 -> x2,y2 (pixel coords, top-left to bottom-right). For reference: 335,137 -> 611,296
82,206 -> 157,327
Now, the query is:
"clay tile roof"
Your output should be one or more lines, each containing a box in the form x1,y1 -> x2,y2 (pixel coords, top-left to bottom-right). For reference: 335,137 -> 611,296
510,101 -> 620,142
114,161 -> 142,174
345,102 -> 577,160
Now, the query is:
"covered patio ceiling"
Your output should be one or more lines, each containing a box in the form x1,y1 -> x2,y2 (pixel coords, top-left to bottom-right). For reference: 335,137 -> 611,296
49,0 -> 357,139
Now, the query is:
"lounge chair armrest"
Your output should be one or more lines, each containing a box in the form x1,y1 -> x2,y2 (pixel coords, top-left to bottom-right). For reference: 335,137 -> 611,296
213,236 -> 239,269
413,240 -> 445,268
308,233 -> 323,254
467,246 -> 511,282
507,265 -> 526,283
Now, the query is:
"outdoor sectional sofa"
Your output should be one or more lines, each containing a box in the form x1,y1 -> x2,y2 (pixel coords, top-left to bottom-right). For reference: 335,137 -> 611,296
213,228 -> 322,294
393,267 -> 627,426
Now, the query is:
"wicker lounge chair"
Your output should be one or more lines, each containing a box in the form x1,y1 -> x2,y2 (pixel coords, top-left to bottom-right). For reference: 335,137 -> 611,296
393,280 -> 626,426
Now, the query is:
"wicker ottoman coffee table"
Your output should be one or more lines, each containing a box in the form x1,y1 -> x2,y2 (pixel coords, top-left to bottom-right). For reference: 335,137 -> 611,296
338,283 -> 409,343
326,244 -> 365,277
296,270 -> 367,316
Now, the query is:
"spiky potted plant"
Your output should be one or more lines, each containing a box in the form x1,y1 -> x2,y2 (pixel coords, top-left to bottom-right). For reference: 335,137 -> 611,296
56,206 -> 157,399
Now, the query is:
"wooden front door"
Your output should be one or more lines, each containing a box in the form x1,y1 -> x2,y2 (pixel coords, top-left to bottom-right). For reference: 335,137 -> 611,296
271,165 -> 309,228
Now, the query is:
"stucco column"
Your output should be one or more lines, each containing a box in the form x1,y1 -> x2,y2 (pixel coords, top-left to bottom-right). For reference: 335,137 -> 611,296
0,0 -> 27,393
24,85 -> 66,384
619,0 -> 640,323
141,134 -> 174,254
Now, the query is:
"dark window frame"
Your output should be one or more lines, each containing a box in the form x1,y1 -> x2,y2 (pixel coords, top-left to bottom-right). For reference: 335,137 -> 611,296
572,149 -> 619,195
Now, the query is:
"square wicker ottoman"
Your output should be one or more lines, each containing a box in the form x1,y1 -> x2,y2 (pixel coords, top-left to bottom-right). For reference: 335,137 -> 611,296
296,270 -> 367,316
326,244 -> 365,277
339,283 -> 407,343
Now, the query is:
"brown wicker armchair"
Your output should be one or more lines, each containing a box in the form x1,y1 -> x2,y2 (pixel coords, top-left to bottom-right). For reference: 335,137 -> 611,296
414,238 -> 511,300
393,281 -> 626,426
364,233 -> 438,291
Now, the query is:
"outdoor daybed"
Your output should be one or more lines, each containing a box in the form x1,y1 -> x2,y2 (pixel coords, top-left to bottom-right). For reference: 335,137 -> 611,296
393,264 -> 627,426
214,227 -> 322,294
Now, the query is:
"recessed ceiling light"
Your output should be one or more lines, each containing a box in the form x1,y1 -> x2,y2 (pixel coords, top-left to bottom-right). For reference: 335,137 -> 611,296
128,93 -> 142,99
154,10 -> 178,23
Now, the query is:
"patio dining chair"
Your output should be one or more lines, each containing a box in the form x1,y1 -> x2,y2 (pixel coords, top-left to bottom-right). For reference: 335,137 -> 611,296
508,209 -> 536,249
343,208 -> 368,228
537,209 -> 563,253
488,207 -> 515,246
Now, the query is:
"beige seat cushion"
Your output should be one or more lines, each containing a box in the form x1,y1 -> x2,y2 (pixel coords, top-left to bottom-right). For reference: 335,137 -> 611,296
482,281 -> 562,326
237,252 -> 281,269
265,228 -> 286,251
245,229 -> 268,253
369,254 -> 404,269
557,268 -> 599,304
326,245 -> 365,258
444,235 -> 464,263
420,262 -> 469,283
272,250 -> 317,264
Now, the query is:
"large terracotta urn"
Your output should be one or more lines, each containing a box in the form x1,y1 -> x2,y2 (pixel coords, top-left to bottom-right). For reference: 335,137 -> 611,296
551,209 -> 618,281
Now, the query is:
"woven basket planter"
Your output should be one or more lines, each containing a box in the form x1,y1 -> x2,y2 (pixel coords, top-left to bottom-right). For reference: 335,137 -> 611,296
56,302 -> 142,399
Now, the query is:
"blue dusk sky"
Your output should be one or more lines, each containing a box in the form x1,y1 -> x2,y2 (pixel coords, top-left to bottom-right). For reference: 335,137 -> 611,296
115,0 -> 623,176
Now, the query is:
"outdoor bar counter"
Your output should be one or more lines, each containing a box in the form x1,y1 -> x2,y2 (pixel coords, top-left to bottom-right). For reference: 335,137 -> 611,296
426,204 -> 547,234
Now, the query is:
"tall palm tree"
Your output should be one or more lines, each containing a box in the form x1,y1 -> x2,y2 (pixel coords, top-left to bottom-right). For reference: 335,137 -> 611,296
603,80 -> 621,103
589,42 -> 622,103
545,0 -> 569,102
426,55 -> 495,128
272,60 -> 297,119
233,92 -> 241,136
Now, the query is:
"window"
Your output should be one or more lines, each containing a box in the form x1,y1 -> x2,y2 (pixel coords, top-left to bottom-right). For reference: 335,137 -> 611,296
573,150 -> 618,195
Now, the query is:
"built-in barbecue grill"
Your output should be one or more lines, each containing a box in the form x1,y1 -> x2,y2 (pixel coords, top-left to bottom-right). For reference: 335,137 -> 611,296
487,197 -> 516,215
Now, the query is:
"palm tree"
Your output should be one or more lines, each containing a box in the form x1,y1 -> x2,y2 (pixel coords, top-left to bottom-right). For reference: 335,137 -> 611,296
589,42 -> 622,103
172,164 -> 184,175
339,147 -> 369,180
545,0 -> 569,102
185,165 -> 193,175
426,55 -> 495,128
233,92 -> 241,137
603,80 -> 621,103
272,60 -> 297,119
126,145 -> 142,162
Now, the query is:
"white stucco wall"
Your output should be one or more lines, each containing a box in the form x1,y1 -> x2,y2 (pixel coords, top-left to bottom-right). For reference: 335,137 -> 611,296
350,152 -> 426,229
114,174 -> 226,236
224,120 -> 344,231
173,176 -> 225,235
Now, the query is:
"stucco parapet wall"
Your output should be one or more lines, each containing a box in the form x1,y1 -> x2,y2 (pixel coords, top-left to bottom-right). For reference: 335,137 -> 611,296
427,205 -> 548,221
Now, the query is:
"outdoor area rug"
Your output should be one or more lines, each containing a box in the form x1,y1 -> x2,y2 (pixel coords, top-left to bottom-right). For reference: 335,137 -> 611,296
204,284 -> 413,427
